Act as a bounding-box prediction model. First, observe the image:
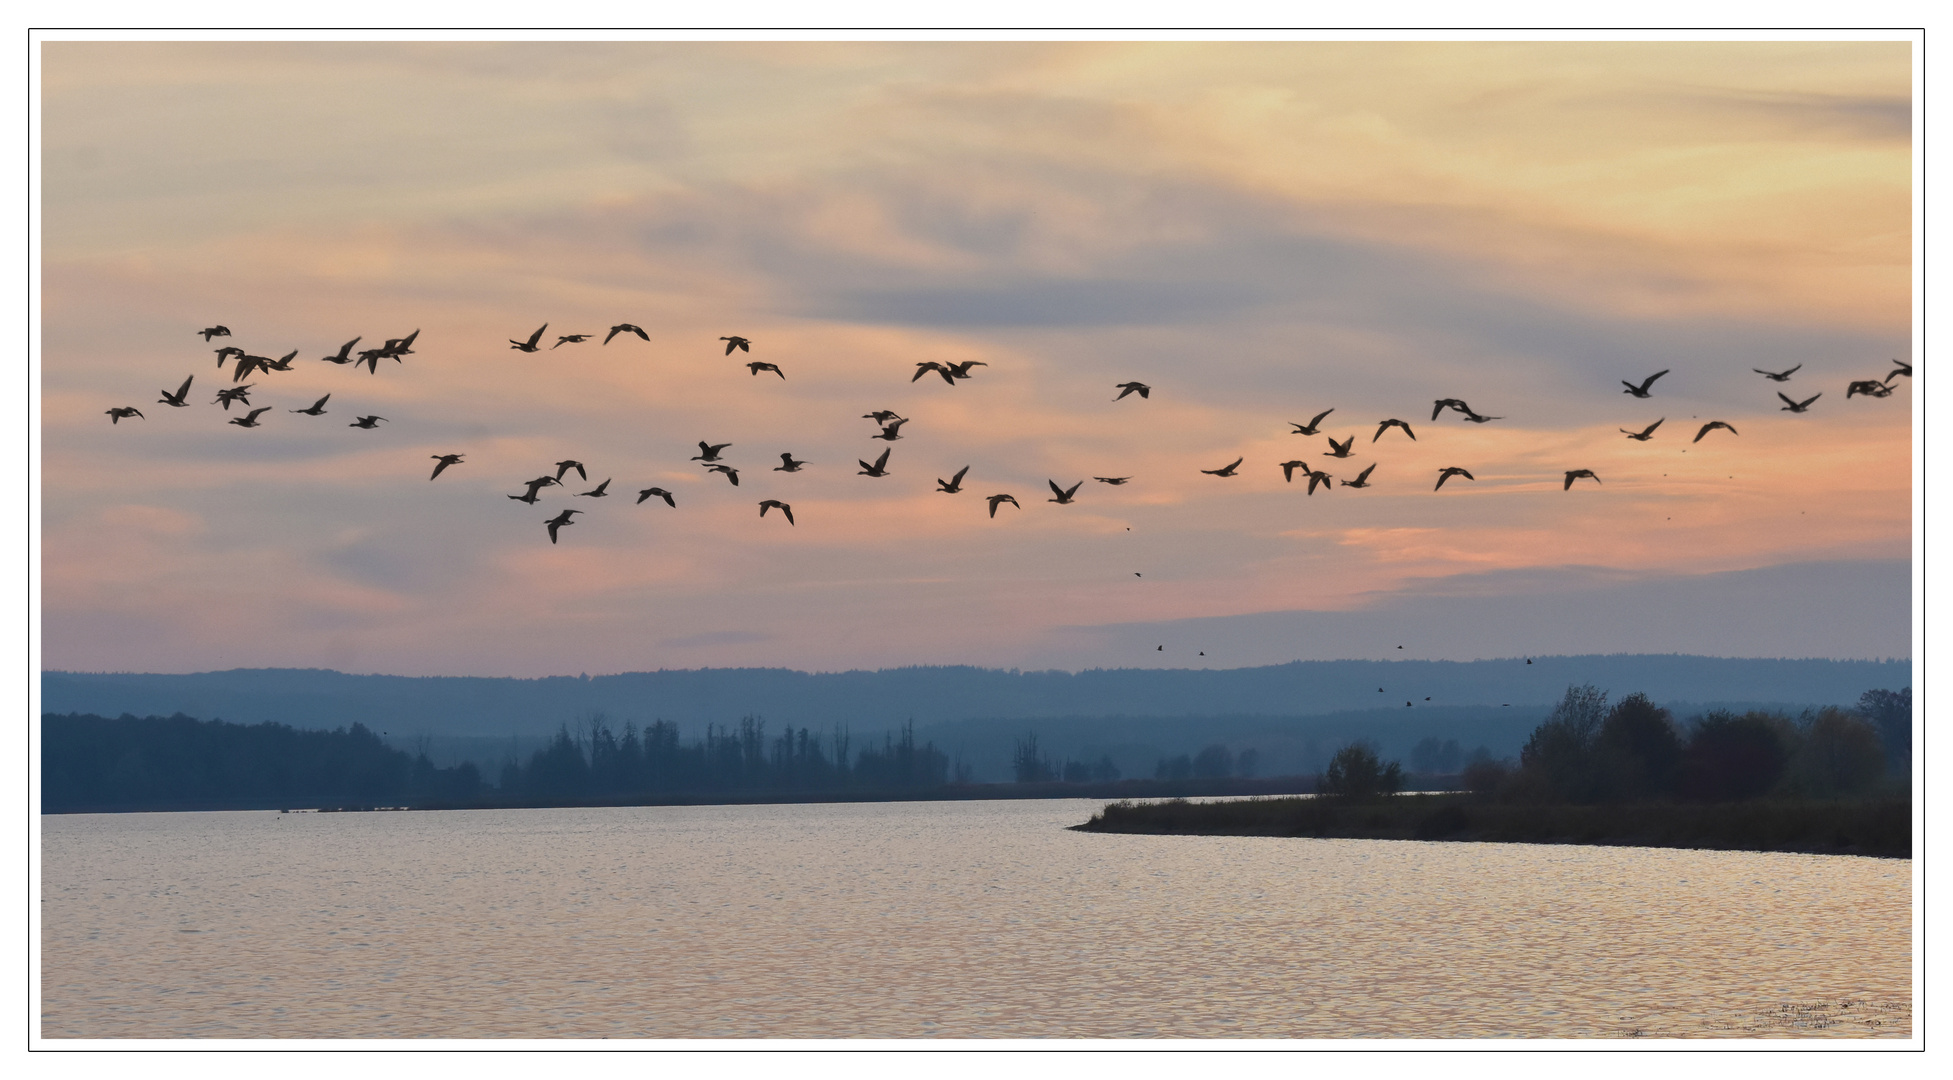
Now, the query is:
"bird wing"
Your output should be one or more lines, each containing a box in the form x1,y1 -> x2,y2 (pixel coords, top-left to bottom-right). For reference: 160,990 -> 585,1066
1801,394 -> 1821,408
874,448 -> 890,469
173,376 -> 193,398
951,465 -> 969,485
527,325 -> 547,347
1048,479 -> 1063,498
1356,463 -> 1376,482
1778,392 -> 1796,407
1645,369 -> 1669,389
1310,408 -> 1333,427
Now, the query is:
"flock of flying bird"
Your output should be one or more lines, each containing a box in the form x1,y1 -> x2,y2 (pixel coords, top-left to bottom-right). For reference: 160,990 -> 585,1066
102,325 -> 1912,545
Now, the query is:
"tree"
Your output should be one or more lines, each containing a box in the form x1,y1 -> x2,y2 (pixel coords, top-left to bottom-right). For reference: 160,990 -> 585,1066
1680,711 -> 1788,801
1519,683 -> 1609,801
1012,732 -> 1056,783
1857,688 -> 1911,774
1321,741 -> 1403,799
1593,692 -> 1682,800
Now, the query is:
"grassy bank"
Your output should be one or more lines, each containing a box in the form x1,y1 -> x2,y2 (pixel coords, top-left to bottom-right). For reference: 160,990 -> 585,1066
1074,793 -> 1912,858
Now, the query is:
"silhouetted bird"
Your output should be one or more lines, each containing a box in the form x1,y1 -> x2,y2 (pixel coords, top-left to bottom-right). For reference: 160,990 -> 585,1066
1048,480 -> 1082,504
545,509 -> 580,543
1459,409 -> 1502,423
214,385 -> 253,410
1622,369 -> 1669,397
605,323 -> 649,345
1374,418 -> 1415,442
1279,460 -> 1307,482
1563,469 -> 1600,489
262,349 -> 298,372
576,479 -> 611,497
704,463 -> 740,486
1094,476 -> 1131,485
1621,418 -> 1664,441
863,410 -> 904,424
637,487 -> 676,507
105,406 -> 142,423
1290,408 -> 1334,435
229,407 -> 271,428
721,336 -> 750,355
290,394 -> 330,416
776,453 -> 807,472
1432,399 -> 1471,421
1847,379 -> 1894,398
912,361 -> 955,385
759,499 -> 794,525
510,324 -> 547,352
1340,463 -> 1377,489
552,334 -> 591,348
946,360 -> 988,379
158,376 -> 193,408
1305,469 -> 1333,495
1754,364 -> 1801,382
748,361 -> 785,379
1434,466 -> 1474,490
692,442 -> 732,462
198,326 -> 231,341
1693,421 -> 1738,442
938,465 -> 970,493
1324,435 -> 1355,458
858,448 -> 892,477
349,415 -> 386,429
429,454 -> 463,480
214,345 -> 245,367
509,478 -> 553,503
872,418 -> 908,441
555,460 -> 587,482
1888,359 -> 1912,381
1113,382 -> 1151,401
1778,391 -> 1821,413
231,355 -> 268,382
1202,457 -> 1244,477
383,330 -> 419,359
320,337 -> 361,365
986,494 -> 1019,518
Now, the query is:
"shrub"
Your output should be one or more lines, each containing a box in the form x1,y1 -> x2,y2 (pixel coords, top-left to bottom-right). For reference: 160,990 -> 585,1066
1857,688 -> 1911,774
1680,711 -> 1788,801
1783,707 -> 1886,797
1321,741 -> 1403,799
1594,692 -> 1682,800
1518,684 -> 1609,801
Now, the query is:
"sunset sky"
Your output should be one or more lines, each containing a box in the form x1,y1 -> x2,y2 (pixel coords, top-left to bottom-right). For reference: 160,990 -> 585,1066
35,39 -> 1917,677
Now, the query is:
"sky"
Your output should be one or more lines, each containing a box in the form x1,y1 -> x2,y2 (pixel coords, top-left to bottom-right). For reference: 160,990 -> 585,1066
35,39 -> 1917,677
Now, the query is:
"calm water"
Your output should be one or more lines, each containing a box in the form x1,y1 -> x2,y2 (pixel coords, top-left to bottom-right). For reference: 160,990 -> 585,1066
40,799 -> 1911,1040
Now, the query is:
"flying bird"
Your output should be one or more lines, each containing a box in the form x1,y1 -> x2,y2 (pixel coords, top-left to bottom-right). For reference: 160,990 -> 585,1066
945,360 -> 988,379
197,326 -> 231,341
231,355 -> 268,382
1887,360 -> 1912,381
1564,469 -> 1600,490
1754,364 -> 1801,382
862,410 -> 904,424
704,464 -> 740,486
214,345 -> 245,367
637,487 -> 676,507
1434,466 -> 1475,491
544,509 -> 580,544
721,336 -> 751,355
429,454 -> 463,480
1094,476 -> 1131,485
1620,418 -> 1664,441
912,361 -> 955,385
320,337 -> 361,365
214,385 -> 253,410
776,453 -> 807,472
691,442 -> 732,462
552,334 -> 591,349
1693,421 -> 1738,443
1048,480 -> 1082,504
1279,460 -> 1307,482
1304,469 -> 1334,495
1459,409 -> 1502,423
264,349 -> 298,371
555,460 -> 587,482
747,361 -> 785,379
1622,369 -> 1669,398
382,329 -> 419,359
349,415 -> 386,429
986,494 -> 1020,518
1847,380 -> 1894,399
1373,419 -> 1415,442
872,418 -> 908,441
290,394 -> 331,416
1777,391 -> 1821,413
1290,409 -> 1335,435
105,406 -> 142,423
1431,399 -> 1472,421
509,478 -> 554,504
576,479 -> 611,497
510,325 -> 548,352
858,448 -> 892,477
759,499 -> 794,525
1324,435 -> 1355,458
158,376 -> 193,408
229,407 -> 272,428
1340,463 -> 1377,489
937,465 -> 970,493
604,324 -> 650,345
1113,382 -> 1151,401
1201,457 -> 1244,477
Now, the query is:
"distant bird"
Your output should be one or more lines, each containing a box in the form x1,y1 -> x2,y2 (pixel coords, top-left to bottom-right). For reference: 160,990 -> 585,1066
721,336 -> 751,355
1434,466 -> 1474,491
937,465 -> 970,493
1324,435 -> 1355,458
1305,469 -> 1334,495
858,448 -> 892,477
747,361 -> 785,379
1340,463 -> 1377,489
545,509 -> 580,544
229,407 -> 272,428
508,478 -> 553,504
912,361 -> 955,385
1094,476 -> 1131,485
382,330 -> 419,359
214,385 -> 253,410
1754,364 -> 1801,382
1290,408 -> 1334,435
231,355 -> 268,382
214,345 -> 245,367
354,349 -> 386,374
1847,379 -> 1894,399
510,324 -> 547,352
1563,469 -> 1600,490
1279,460 -> 1307,482
1887,359 -> 1912,381
986,494 -> 1020,518
1048,480 -> 1082,504
576,479 -> 611,497
1459,409 -> 1502,423
264,349 -> 298,371
1201,457 -> 1244,477
1432,399 -> 1472,421
704,463 -> 740,486
1693,421 -> 1738,443
197,326 -> 231,341
872,418 -> 908,441
1373,418 -> 1415,442
158,376 -> 193,408
429,454 -> 463,480
349,415 -> 386,429
105,406 -> 142,423
1621,369 -> 1669,398
759,499 -> 794,525
637,487 -> 676,507
604,324 -> 649,345
691,442 -> 732,462
555,460 -> 588,482
290,394 -> 330,416
1777,391 -> 1821,413
946,360 -> 988,379
776,453 -> 807,472
552,334 -> 591,349
1621,418 -> 1664,441
1113,382 -> 1151,401
863,410 -> 904,424
320,337 -> 361,365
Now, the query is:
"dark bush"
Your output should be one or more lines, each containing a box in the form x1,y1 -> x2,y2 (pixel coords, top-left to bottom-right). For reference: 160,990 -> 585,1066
1680,711 -> 1789,801
1594,692 -> 1682,800
1857,688 -> 1911,774
1321,741 -> 1403,800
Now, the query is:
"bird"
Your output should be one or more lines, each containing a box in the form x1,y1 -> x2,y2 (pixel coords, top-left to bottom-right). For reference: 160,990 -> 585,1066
1693,421 -> 1738,443
1373,418 -> 1415,442
1754,364 -> 1801,382
1340,463 -> 1377,489
721,336 -> 751,355
747,361 -> 785,379
508,478 -> 553,504
105,406 -> 142,423
214,385 -> 254,410
604,324 -> 650,345
354,348 -> 386,374
691,442 -> 731,462
1305,469 -> 1334,495
158,376 -> 193,408
1431,399 -> 1472,421
429,454 -> 463,480
1887,359 -> 1912,381
545,509 -> 580,543
1094,476 -> 1131,485
863,410 -> 904,424
552,334 -> 591,349
1201,457 -> 1244,477
1621,418 -> 1664,441
320,337 -> 361,365
1847,379 -> 1894,399
872,418 -> 908,441
1279,460 -> 1307,482
576,479 -> 611,497
912,361 -> 955,385
229,407 -> 272,428
945,360 -> 987,379
1048,480 -> 1082,504
510,324 -> 547,352
986,494 -> 1020,518
349,415 -> 386,429
1622,369 -> 1669,397
197,326 -> 231,341
776,453 -> 807,472
1324,435 -> 1355,458
1563,469 -> 1600,490
1290,408 -> 1335,435
759,499 -> 794,525
214,345 -> 245,367
704,464 -> 740,486
1113,382 -> 1151,401
637,487 -> 676,507
1778,391 -> 1821,413
554,460 -> 587,482
1434,466 -> 1474,491
264,349 -> 298,371
231,355 -> 268,382
382,329 -> 419,359
290,394 -> 330,416
1459,409 -> 1503,423
937,465 -> 970,493
858,448 -> 892,477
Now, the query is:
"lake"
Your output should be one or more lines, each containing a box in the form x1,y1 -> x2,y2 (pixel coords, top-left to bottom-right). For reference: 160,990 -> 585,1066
39,798 -> 1912,1040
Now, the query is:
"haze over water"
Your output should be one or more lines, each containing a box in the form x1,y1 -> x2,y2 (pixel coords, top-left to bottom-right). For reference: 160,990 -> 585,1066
40,800 -> 1910,1039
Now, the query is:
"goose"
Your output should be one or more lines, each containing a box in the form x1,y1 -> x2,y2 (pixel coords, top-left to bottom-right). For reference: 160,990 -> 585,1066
1621,418 -> 1664,441
1753,363 -> 1801,382
1459,409 -> 1503,423
691,442 -> 731,462
704,463 -> 740,486
214,345 -> 245,367
1093,476 -> 1131,485
604,323 -> 649,345
721,335 -> 751,355
158,375 -> 193,408
1201,457 -> 1244,477
862,410 -> 904,424
1693,421 -> 1737,443
197,326 -> 232,341
937,465 -> 970,493
105,406 -> 143,423
986,494 -> 1020,518
1847,380 -> 1893,398
1324,435 -> 1355,458
1434,466 -> 1474,491
320,337 -> 361,364
1563,469 -> 1600,489
872,418 -> 908,441
858,448 -> 892,477
231,355 -> 269,382
429,454 -> 463,480
776,453 -> 808,472
637,487 -> 676,507
1431,399 -> 1471,421
229,407 -> 272,428
1888,359 -> 1912,381
290,394 -> 330,416
349,415 -> 386,429
747,361 -> 785,379
1048,480 -> 1082,504
544,509 -> 580,543
1373,418 -> 1415,442
946,360 -> 987,379
576,479 -> 611,498
1777,391 -> 1821,413
1340,463 -> 1377,489
214,386 -> 254,410
554,460 -> 587,482
759,499 -> 794,525
509,478 -> 554,504
1305,469 -> 1334,495
1621,369 -> 1668,398
1279,460 -> 1307,482
510,324 -> 547,352
912,361 -> 955,385
383,329 -> 419,358
552,334 -> 591,349
1290,408 -> 1334,435
1114,382 -> 1151,401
